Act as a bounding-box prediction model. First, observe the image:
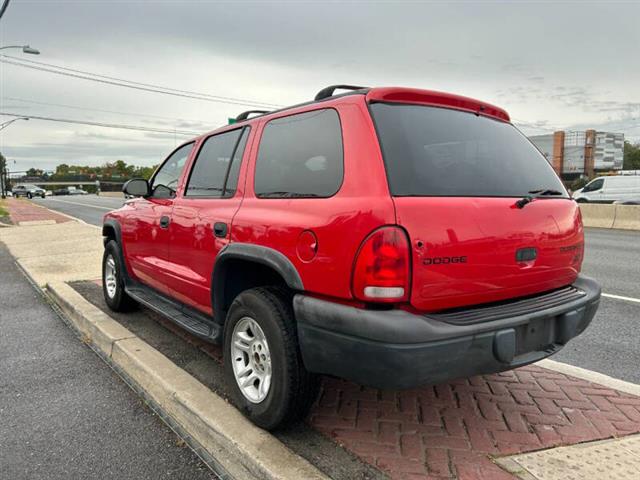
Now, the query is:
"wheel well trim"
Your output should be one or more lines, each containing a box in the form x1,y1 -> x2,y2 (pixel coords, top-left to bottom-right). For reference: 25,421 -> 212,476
102,219 -> 122,245
212,243 -> 304,322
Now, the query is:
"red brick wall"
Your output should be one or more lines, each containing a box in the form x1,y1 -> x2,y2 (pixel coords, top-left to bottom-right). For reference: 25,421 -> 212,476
552,131 -> 565,175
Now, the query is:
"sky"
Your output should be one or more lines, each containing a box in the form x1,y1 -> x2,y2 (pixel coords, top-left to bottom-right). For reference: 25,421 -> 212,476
1,0 -> 639,173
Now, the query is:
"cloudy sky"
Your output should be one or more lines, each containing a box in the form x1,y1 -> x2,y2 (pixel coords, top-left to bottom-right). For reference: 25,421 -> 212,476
1,0 -> 639,173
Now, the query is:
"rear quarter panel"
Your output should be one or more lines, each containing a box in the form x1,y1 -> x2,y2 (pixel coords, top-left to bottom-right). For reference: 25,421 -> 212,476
231,97 -> 395,300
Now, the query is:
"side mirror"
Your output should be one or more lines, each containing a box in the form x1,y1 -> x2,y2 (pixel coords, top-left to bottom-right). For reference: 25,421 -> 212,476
123,178 -> 150,197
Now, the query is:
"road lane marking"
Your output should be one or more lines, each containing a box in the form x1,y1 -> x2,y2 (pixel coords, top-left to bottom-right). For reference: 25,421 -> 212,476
602,293 -> 640,304
43,198 -> 116,210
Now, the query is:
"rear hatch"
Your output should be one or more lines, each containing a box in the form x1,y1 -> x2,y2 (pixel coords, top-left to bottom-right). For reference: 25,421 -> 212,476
370,101 -> 583,312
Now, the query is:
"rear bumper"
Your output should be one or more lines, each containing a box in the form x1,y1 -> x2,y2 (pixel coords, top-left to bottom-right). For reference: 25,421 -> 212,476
294,275 -> 600,389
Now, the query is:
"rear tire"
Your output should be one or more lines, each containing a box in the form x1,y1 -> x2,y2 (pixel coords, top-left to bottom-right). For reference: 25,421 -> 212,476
223,287 -> 319,430
102,240 -> 137,312
27,192 -> 32,199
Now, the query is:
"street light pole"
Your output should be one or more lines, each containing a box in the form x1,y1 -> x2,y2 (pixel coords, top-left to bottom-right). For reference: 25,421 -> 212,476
0,117 -> 28,198
0,45 -> 40,54
0,117 -> 29,131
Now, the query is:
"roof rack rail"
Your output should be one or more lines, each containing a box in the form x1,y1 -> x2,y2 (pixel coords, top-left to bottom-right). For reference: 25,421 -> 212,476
314,85 -> 368,101
235,110 -> 270,122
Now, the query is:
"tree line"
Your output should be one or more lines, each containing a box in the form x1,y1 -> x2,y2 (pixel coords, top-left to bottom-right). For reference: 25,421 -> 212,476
22,160 -> 157,181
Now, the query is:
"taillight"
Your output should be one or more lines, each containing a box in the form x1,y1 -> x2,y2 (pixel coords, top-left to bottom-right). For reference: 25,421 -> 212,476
352,226 -> 410,303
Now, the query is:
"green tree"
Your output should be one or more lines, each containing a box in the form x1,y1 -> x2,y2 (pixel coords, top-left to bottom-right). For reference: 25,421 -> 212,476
133,165 -> 157,179
623,141 -> 640,170
26,168 -> 43,177
55,164 -> 70,176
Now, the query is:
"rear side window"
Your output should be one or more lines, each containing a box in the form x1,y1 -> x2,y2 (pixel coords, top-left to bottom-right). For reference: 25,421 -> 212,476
255,109 -> 343,198
371,103 -> 567,197
186,127 -> 250,197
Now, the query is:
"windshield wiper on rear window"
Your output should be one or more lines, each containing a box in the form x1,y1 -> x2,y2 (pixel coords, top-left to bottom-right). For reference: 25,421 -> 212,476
516,189 -> 564,209
528,189 -> 563,196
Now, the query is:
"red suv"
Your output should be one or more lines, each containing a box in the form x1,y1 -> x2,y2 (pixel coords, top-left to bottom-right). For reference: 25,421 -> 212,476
102,85 -> 600,430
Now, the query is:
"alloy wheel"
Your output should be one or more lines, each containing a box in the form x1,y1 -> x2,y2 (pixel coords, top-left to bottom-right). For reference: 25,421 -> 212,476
231,317 -> 272,403
104,255 -> 118,299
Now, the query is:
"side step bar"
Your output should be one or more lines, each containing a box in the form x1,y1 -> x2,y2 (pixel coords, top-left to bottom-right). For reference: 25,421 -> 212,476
125,283 -> 221,344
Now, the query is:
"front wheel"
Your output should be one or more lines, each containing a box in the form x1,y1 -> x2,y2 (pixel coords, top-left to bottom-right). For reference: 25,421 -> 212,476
223,287 -> 319,430
27,192 -> 32,199
102,240 -> 137,312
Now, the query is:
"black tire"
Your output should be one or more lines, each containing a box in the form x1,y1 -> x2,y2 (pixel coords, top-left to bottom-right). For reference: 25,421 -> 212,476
27,192 -> 32,199
102,240 -> 137,312
223,287 -> 319,430
576,198 -> 588,203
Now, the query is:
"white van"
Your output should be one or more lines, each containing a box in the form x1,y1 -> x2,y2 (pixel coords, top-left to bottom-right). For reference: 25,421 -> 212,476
573,176 -> 640,203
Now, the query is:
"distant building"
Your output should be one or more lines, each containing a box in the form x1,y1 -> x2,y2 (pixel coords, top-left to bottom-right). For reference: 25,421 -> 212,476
529,130 -> 624,180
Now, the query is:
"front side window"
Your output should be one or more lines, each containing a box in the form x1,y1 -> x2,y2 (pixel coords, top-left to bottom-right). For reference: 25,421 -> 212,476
151,142 -> 194,198
255,109 -> 343,198
185,127 -> 249,198
371,103 -> 567,197
583,178 -> 604,192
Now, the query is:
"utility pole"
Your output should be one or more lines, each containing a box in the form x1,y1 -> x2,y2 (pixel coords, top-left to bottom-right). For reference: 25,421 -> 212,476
0,0 -> 12,22
0,153 -> 6,199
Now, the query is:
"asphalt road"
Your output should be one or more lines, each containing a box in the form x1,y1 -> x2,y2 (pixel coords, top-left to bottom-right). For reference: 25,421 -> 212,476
33,194 -> 125,225
34,195 -> 640,383
0,243 -> 218,480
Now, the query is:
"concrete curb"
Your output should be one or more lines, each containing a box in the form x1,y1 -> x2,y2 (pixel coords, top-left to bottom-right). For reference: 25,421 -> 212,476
537,358 -> 640,397
579,203 -> 640,231
46,281 -> 329,480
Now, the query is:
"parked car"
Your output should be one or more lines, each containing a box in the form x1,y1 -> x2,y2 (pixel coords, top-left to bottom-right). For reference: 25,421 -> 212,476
54,186 -> 88,195
12,184 -> 46,199
102,85 -> 601,430
573,175 -> 640,203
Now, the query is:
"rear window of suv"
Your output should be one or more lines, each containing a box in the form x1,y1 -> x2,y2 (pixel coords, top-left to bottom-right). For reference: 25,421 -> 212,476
255,109 -> 343,198
370,103 -> 567,198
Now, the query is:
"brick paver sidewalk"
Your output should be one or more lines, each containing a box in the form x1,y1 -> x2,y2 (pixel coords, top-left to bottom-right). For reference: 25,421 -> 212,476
4,198 -> 72,225
311,367 -> 640,479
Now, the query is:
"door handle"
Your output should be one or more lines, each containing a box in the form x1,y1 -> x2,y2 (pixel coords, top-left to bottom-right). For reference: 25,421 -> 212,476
159,216 -> 170,229
213,222 -> 228,238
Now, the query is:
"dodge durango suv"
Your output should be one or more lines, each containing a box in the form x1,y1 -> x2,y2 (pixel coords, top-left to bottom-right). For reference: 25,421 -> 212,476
102,85 -> 601,430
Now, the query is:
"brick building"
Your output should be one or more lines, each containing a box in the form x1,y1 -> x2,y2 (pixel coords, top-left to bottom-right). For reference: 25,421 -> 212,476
529,130 -> 624,180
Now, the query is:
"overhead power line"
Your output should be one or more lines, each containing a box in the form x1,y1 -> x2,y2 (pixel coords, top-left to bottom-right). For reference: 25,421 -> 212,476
2,54 -> 283,108
0,54 -> 283,109
0,111 -> 202,136
2,95 -> 211,125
